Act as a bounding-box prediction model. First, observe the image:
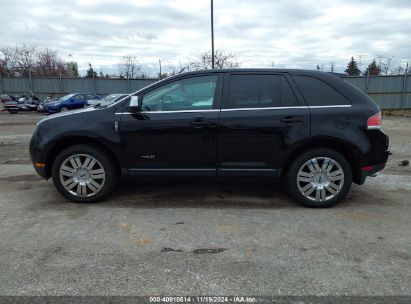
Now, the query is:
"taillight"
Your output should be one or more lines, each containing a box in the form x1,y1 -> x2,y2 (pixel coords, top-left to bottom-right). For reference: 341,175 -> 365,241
367,112 -> 382,129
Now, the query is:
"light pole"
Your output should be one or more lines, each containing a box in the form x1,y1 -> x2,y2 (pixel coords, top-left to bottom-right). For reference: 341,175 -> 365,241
159,59 -> 165,79
211,0 -> 215,69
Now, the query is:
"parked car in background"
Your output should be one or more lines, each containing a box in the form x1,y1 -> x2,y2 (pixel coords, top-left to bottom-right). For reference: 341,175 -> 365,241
86,94 -> 128,107
0,94 -> 13,103
44,93 -> 101,113
38,96 -> 57,112
17,95 -> 40,111
2,94 -> 15,112
3,95 -> 19,113
3,94 -> 39,113
30,69 -> 389,207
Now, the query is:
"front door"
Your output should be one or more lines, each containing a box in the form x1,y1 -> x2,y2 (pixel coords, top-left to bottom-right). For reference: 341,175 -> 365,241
71,94 -> 86,109
217,73 -> 310,176
119,74 -> 223,176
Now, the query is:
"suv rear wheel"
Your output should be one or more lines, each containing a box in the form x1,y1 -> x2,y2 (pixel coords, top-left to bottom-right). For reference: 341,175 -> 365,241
286,148 -> 352,208
52,145 -> 118,203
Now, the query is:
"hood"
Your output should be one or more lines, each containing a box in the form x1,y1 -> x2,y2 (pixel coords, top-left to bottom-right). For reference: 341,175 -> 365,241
37,106 -> 99,125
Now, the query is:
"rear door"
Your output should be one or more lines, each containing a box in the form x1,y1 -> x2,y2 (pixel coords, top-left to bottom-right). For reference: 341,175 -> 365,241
217,72 -> 310,176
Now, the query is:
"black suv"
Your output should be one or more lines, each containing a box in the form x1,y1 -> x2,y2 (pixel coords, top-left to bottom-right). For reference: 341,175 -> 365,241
30,69 -> 389,207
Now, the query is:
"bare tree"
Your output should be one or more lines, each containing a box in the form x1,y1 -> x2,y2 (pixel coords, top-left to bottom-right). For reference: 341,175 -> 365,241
169,61 -> 195,75
0,45 -> 36,76
379,57 -> 393,75
119,56 -> 140,78
0,45 -> 70,77
195,49 -> 240,70
35,48 -> 68,76
0,57 -> 8,75
391,65 -> 405,75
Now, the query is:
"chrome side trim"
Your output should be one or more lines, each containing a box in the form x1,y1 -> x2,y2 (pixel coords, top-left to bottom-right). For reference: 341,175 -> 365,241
309,105 -> 352,109
115,109 -> 220,115
115,105 -> 352,115
220,106 -> 308,112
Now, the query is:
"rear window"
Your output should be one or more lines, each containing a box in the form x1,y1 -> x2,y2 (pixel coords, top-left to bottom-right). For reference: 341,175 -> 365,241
293,76 -> 351,106
227,74 -> 298,108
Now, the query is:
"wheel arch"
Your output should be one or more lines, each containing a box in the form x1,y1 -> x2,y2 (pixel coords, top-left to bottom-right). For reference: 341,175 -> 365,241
45,136 -> 121,178
281,137 -> 363,184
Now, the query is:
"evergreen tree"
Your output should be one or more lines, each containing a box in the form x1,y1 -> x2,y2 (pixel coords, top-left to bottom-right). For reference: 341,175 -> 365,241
67,61 -> 79,77
86,63 -> 97,78
363,59 -> 381,76
344,57 -> 361,76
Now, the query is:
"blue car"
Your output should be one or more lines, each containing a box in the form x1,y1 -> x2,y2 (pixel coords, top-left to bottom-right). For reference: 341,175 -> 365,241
45,93 -> 101,113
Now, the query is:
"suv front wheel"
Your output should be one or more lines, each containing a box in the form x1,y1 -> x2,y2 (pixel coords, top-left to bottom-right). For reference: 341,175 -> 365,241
286,148 -> 352,208
52,145 -> 118,203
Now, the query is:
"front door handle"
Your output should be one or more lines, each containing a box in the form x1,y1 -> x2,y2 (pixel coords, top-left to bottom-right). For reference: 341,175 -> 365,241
191,117 -> 206,128
280,116 -> 303,123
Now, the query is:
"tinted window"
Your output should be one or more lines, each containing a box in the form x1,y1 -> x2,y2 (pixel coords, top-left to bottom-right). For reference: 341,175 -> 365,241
73,95 -> 85,100
142,75 -> 218,111
293,76 -> 351,106
227,74 -> 298,108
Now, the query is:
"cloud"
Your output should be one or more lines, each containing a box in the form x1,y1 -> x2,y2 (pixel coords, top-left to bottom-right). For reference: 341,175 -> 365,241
1,0 -> 410,75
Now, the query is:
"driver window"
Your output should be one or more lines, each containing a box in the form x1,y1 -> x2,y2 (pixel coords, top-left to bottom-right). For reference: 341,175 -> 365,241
141,75 -> 218,111
73,95 -> 84,101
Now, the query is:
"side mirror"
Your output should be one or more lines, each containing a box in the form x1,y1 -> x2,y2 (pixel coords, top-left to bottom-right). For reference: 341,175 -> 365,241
128,96 -> 140,113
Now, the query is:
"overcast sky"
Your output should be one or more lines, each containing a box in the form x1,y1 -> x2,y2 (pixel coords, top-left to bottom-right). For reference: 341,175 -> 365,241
1,0 -> 411,75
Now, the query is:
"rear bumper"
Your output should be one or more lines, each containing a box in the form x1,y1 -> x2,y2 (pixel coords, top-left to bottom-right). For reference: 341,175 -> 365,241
353,129 -> 389,185
4,106 -> 19,110
357,150 -> 389,185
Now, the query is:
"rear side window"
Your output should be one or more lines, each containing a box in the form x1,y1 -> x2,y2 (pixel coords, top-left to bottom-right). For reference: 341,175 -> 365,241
227,74 -> 298,108
293,76 -> 351,106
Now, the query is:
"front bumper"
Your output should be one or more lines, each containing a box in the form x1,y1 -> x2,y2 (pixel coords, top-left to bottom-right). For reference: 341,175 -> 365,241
32,162 -> 48,179
44,104 -> 60,113
29,126 -> 50,180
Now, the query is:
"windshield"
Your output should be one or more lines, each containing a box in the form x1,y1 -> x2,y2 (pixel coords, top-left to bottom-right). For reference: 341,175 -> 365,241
58,94 -> 76,102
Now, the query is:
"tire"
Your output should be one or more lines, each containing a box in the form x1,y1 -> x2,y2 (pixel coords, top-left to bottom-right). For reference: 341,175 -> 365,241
8,110 -> 18,114
286,148 -> 352,208
52,144 -> 118,203
60,107 -> 68,112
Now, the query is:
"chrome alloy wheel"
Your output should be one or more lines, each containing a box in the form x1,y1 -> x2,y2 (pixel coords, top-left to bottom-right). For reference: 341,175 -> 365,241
59,154 -> 106,197
296,157 -> 344,202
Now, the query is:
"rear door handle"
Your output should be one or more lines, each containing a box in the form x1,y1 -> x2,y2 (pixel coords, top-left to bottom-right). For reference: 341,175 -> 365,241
280,116 -> 303,123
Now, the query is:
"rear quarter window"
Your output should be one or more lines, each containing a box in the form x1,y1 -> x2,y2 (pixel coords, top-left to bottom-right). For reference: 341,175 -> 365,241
293,75 -> 351,106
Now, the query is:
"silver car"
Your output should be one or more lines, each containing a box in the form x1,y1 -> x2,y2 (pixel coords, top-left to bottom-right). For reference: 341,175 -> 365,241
86,94 -> 128,107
